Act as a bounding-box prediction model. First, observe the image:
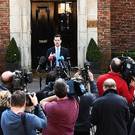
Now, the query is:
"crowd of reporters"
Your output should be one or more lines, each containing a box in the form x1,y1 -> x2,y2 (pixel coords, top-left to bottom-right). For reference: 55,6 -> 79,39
1,56 -> 135,135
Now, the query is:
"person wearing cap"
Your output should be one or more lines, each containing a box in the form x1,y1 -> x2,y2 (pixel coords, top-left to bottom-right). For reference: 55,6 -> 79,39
0,71 -> 14,92
90,78 -> 130,135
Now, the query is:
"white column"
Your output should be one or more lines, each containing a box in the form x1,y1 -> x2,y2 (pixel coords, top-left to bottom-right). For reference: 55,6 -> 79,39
77,0 -> 97,68
77,0 -> 88,68
10,0 -> 31,70
87,0 -> 97,44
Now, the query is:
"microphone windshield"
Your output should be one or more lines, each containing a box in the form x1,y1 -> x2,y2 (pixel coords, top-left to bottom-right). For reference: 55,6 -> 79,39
39,56 -> 46,65
58,56 -> 64,61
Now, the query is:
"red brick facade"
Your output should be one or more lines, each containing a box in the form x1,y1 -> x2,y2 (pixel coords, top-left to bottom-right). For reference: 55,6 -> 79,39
0,0 -> 10,73
0,1 -> 135,72
111,0 -> 135,52
98,0 -> 135,69
98,0 -> 111,69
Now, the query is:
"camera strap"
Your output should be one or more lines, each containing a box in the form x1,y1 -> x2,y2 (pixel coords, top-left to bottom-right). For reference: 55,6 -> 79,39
19,113 -> 27,135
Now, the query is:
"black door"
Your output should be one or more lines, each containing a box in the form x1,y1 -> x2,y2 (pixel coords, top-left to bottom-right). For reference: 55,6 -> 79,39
31,0 -> 77,69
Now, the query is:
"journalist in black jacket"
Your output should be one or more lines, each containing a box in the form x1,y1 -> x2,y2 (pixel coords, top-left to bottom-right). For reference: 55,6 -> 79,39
90,78 -> 130,135
74,70 -> 98,135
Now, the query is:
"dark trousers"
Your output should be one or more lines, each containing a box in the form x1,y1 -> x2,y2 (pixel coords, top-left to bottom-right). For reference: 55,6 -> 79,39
74,131 -> 90,135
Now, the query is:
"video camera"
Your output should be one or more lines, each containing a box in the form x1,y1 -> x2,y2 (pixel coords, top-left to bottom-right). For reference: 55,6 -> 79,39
12,70 -> 33,90
67,79 -> 86,97
80,62 -> 91,83
119,56 -> 135,85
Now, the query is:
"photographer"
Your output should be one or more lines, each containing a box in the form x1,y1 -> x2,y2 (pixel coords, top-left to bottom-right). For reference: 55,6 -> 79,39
74,70 -> 98,135
0,71 -> 14,92
40,78 -> 79,135
1,90 -> 47,135
97,57 -> 135,104
36,70 -> 57,102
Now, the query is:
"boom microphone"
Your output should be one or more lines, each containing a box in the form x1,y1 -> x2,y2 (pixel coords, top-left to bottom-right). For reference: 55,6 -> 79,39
36,56 -> 46,72
39,56 -> 46,65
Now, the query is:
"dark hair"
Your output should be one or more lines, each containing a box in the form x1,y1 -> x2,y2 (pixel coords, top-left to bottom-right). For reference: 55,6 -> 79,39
110,58 -> 122,73
54,34 -> 62,40
54,78 -> 67,98
46,70 -> 57,84
10,90 -> 26,107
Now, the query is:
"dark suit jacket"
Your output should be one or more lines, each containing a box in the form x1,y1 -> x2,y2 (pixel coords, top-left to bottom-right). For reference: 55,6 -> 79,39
46,46 -> 70,69
90,89 -> 129,135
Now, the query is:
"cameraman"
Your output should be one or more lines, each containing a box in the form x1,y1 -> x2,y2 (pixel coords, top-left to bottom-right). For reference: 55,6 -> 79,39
0,71 -> 14,92
74,70 -> 98,135
1,90 -> 47,135
40,78 -> 79,135
97,57 -> 135,104
36,70 -> 57,102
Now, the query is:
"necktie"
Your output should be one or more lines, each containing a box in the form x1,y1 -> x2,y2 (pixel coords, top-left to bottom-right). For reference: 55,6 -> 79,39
56,47 -> 60,66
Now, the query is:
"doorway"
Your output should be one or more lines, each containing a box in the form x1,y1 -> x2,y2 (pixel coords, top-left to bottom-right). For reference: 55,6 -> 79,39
31,0 -> 77,69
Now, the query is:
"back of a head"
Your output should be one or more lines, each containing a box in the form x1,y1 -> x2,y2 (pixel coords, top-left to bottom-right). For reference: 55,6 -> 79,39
1,71 -> 13,84
54,78 -> 67,98
0,90 -> 11,107
103,78 -> 116,91
110,57 -> 122,73
10,90 -> 26,107
46,71 -> 57,84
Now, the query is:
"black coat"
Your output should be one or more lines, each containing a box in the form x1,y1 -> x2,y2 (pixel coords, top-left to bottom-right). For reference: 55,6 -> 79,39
46,46 -> 70,69
74,81 -> 98,134
90,89 -> 130,135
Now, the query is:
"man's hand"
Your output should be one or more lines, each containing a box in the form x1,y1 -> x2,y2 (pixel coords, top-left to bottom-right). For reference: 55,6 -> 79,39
29,93 -> 38,106
88,71 -> 94,81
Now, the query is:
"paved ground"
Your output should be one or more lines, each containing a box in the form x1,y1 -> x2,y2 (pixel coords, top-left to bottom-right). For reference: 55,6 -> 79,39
27,77 -> 46,92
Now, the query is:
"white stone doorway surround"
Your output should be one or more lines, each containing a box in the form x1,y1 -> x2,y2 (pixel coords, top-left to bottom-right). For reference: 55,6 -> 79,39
10,0 -> 97,70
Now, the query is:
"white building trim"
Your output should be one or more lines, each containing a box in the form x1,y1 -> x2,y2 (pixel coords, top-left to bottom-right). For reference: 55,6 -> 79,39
10,0 -> 31,70
10,0 -> 97,70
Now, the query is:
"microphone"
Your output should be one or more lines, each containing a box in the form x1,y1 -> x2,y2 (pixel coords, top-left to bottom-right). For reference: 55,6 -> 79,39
39,56 -> 46,65
58,56 -> 66,69
48,53 -> 55,69
66,57 -> 71,68
36,56 -> 46,72
58,56 -> 64,61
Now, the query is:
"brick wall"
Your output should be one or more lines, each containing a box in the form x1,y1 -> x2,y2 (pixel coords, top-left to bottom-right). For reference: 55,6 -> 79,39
0,0 -> 10,73
111,0 -> 135,53
98,0 -> 111,70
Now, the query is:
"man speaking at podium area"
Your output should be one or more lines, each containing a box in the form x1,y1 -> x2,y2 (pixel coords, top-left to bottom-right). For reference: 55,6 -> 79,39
46,34 -> 70,70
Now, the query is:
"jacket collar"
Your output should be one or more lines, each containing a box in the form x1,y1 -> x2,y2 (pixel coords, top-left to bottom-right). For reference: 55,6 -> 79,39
103,89 -> 118,96
108,71 -> 122,77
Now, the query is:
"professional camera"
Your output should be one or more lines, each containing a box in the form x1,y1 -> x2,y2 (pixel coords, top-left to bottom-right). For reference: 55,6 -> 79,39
80,62 -> 91,83
119,56 -> 135,84
12,70 -> 33,90
67,79 -> 87,97
26,92 -> 34,106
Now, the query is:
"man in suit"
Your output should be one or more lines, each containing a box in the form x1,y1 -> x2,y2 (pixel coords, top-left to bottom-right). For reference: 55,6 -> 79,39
46,34 -> 70,70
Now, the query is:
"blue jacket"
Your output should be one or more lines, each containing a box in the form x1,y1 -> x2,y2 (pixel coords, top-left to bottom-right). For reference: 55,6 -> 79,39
1,105 -> 47,135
